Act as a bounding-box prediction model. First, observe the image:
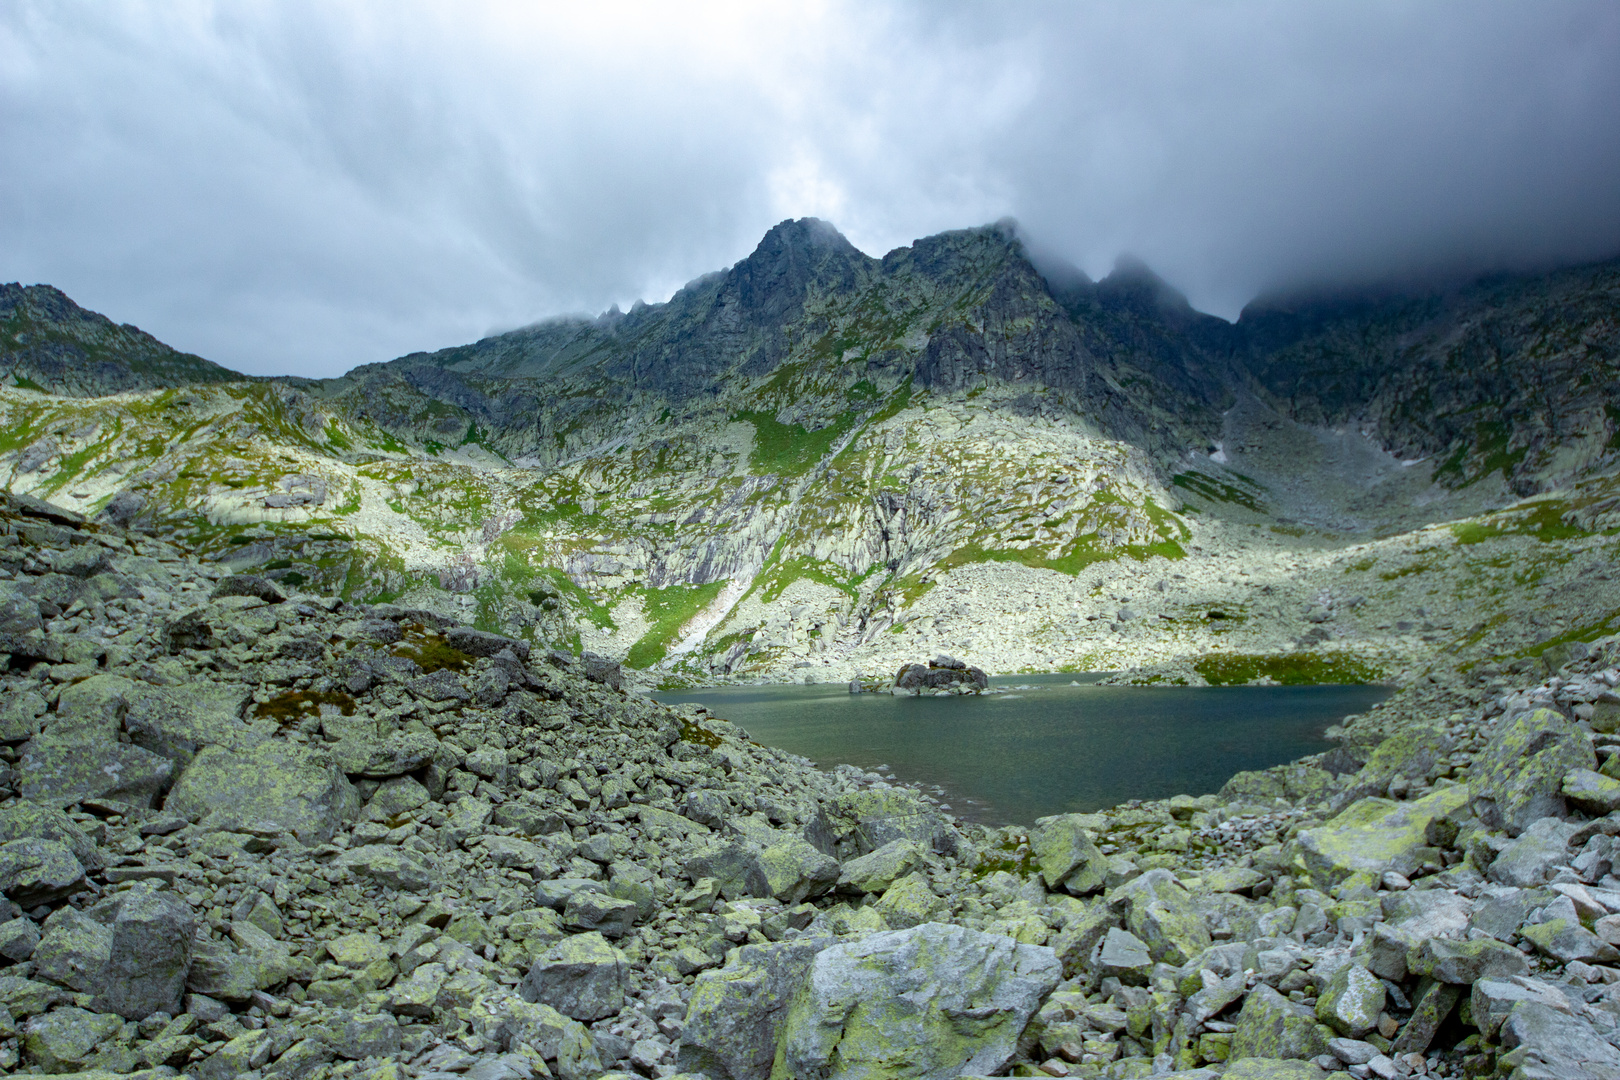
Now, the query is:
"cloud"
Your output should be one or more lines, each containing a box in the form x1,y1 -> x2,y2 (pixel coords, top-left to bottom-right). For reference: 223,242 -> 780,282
1,0 -> 1616,376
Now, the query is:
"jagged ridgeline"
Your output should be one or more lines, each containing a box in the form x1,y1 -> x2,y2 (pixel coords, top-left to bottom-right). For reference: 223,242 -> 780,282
3,223 -> 1620,685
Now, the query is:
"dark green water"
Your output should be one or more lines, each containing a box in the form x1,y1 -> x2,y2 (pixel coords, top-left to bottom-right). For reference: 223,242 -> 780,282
655,674 -> 1390,825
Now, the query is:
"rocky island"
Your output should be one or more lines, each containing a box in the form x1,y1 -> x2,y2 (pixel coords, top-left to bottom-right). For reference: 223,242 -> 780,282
0,219 -> 1618,1079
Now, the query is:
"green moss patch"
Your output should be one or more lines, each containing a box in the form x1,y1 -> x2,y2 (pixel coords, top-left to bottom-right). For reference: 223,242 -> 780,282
391,624 -> 475,673
1194,651 -> 1384,686
625,581 -> 726,669
253,690 -> 356,726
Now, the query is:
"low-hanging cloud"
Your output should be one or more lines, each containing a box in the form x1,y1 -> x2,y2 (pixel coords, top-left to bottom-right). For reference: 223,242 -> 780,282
2,1 -> 1617,377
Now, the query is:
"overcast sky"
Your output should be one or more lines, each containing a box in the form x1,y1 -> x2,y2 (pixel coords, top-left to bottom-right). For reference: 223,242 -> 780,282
3,2 -> 1618,378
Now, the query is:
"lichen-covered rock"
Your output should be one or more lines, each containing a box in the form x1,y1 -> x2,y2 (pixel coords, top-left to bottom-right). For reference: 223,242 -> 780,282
22,1005 -> 124,1072
1471,707 -> 1595,835
32,907 -> 112,994
1314,963 -> 1384,1037
778,922 -> 1060,1080
677,938 -> 831,1080
1294,785 -> 1468,892
1029,813 -> 1107,894
1406,936 -> 1529,984
872,874 -> 940,929
1498,1000 -> 1620,1079
686,830 -> 839,904
165,739 -> 360,843
1489,817 -> 1579,887
564,890 -> 639,938
521,931 -> 628,1021
123,683 -> 260,767
0,837 -> 85,907
335,844 -> 435,891
1350,724 -> 1453,798
0,914 -> 41,960
1563,768 -> 1620,815
1230,984 -> 1332,1062
1110,869 -> 1210,964
14,736 -> 174,808
0,802 -> 105,871
101,889 -> 196,1019
836,838 -> 929,895
1095,926 -> 1153,985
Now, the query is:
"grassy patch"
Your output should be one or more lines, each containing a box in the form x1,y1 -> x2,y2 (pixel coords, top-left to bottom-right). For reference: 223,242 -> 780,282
1194,651 -> 1384,686
253,689 -> 356,726
391,623 -> 475,673
734,409 -> 858,476
1171,471 -> 1267,513
625,581 -> 726,669
1451,500 -> 1587,545
758,556 -> 863,603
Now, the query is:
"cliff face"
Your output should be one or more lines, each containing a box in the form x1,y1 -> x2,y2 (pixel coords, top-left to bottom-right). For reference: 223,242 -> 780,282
1,225 -> 1618,687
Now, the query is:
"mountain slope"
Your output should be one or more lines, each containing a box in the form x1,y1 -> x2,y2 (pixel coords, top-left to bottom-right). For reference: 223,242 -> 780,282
0,283 -> 244,396
1,225 -> 1618,692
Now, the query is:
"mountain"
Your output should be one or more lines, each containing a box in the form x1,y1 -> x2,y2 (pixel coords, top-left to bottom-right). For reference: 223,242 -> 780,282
0,283 -> 243,396
1,223 -> 1618,693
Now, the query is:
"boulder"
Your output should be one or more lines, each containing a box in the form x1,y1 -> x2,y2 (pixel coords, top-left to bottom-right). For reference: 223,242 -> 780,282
1230,984 -> 1332,1062
0,801 -> 105,870
0,838 -> 85,907
32,907 -> 112,994
21,1005 -> 124,1073
1110,869 -> 1210,964
1349,724 -> 1454,798
1294,785 -> 1468,892
1406,936 -> 1529,984
0,915 -> 41,961
1314,963 -> 1384,1038
101,889 -> 196,1019
211,574 -> 286,603
837,838 -> 929,895
1029,814 -> 1107,894
686,831 -> 839,904
563,891 -> 639,938
894,662 -> 989,694
14,736 -> 174,808
873,874 -> 941,929
520,932 -> 628,1021
1564,769 -> 1620,815
1095,926 -> 1154,985
165,739 -> 360,843
778,922 -> 1060,1080
677,938 -> 831,1080
1489,817 -> 1578,887
123,684 -> 260,767
1498,1000 -> 1620,1079
824,788 -> 956,859
333,844 -> 436,891
0,688 -> 47,743
1471,707 -> 1595,835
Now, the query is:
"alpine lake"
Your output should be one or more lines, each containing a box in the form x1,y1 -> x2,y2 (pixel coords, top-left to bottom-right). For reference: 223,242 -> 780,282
655,674 -> 1390,825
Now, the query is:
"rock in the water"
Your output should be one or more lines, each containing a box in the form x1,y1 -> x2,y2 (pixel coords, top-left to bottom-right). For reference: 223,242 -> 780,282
165,739 -> 360,843
1471,707 -> 1595,835
778,922 -> 1060,1080
677,938 -> 831,1080
520,931 -> 628,1021
101,889 -> 196,1019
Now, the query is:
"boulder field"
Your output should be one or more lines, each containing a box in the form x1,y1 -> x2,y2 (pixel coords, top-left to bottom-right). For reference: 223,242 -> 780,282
3,490 -> 1620,1079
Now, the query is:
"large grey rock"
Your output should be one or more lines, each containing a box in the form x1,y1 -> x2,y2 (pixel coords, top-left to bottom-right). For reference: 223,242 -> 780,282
1472,707 -> 1596,835
0,838 -> 85,907
1230,984 -> 1332,1062
1029,814 -> 1107,894
521,931 -> 628,1021
0,801 -> 105,871
1490,817 -> 1579,887
101,889 -> 196,1019
124,683 -> 259,767
1110,868 -> 1210,964
1470,978 -> 1572,1038
32,907 -> 112,994
778,922 -> 1060,1080
22,1005 -> 124,1073
564,891 -> 639,938
0,587 -> 58,662
0,915 -> 41,961
0,688 -> 47,743
15,735 -> 174,808
686,830 -> 839,904
1315,963 -> 1384,1038
677,938 -> 831,1080
1498,1000 -> 1620,1079
165,739 -> 360,843
837,838 -> 929,895
335,844 -> 435,891
1095,926 -> 1153,985
821,788 -> 956,859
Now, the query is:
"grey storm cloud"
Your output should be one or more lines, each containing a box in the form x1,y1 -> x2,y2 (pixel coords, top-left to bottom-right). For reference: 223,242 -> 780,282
2,1 -> 1618,378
